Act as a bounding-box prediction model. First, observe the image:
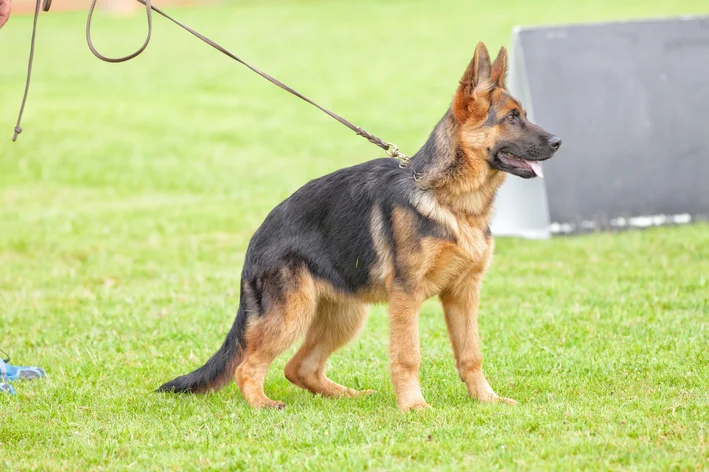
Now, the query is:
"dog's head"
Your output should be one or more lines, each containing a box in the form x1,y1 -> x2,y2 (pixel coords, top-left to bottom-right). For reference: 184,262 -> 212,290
452,42 -> 561,179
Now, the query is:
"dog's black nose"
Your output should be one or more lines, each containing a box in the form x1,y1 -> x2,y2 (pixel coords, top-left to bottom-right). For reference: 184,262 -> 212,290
548,135 -> 562,151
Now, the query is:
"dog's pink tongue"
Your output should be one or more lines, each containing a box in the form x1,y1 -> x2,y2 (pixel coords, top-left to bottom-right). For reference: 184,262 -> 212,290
526,160 -> 544,178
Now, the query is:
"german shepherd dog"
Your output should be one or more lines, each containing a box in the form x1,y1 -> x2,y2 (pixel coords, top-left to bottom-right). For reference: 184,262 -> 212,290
158,43 -> 561,411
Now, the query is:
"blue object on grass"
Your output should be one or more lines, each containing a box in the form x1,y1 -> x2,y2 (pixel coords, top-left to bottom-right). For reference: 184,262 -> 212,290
0,381 -> 15,394
0,358 -> 46,381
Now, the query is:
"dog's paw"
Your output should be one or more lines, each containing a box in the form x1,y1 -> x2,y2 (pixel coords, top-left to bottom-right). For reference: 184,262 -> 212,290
476,392 -> 517,406
335,387 -> 377,398
399,400 -> 432,412
490,395 -> 516,406
467,380 -> 517,406
254,399 -> 286,410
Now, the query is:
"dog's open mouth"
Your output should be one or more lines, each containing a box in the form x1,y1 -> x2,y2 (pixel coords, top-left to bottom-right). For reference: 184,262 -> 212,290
497,151 -> 544,178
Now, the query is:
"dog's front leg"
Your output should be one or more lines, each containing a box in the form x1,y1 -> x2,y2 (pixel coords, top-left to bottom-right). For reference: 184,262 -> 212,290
440,275 -> 516,405
388,288 -> 430,411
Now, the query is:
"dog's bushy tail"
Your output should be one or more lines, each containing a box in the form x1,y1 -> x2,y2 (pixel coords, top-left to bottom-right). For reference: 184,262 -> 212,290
157,302 -> 248,394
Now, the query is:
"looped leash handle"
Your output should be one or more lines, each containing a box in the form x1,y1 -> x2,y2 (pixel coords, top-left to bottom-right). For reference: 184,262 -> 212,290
86,0 -> 153,63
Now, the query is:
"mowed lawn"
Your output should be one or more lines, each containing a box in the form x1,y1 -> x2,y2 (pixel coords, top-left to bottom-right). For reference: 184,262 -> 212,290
1,0 -> 708,469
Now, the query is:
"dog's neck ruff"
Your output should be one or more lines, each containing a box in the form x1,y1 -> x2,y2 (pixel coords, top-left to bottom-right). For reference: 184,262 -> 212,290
408,110 -> 504,217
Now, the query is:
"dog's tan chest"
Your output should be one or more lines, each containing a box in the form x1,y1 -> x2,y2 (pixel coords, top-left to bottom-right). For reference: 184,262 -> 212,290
451,217 -> 492,264
417,221 -> 492,298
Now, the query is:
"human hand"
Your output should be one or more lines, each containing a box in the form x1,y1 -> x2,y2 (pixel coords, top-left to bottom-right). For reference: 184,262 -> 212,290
0,0 -> 12,29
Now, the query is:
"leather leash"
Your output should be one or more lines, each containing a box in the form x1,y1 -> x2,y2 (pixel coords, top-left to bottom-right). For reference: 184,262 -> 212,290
12,0 -> 411,164
11,0 -> 50,142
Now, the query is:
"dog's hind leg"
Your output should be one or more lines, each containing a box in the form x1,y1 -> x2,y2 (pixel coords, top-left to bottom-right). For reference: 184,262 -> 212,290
235,271 -> 317,409
285,299 -> 373,398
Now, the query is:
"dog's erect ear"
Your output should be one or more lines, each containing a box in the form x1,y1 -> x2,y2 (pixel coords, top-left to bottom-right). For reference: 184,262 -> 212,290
491,46 -> 507,89
459,42 -> 492,94
453,42 -> 493,123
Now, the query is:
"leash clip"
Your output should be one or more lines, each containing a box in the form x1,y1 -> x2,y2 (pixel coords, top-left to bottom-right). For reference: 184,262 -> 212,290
385,142 -> 429,190
385,142 -> 410,167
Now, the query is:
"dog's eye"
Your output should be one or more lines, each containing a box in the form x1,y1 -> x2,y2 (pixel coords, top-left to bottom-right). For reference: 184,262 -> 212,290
506,109 -> 520,122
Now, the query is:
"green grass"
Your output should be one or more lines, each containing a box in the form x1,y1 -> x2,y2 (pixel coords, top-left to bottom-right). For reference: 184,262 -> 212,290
1,0 -> 708,469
